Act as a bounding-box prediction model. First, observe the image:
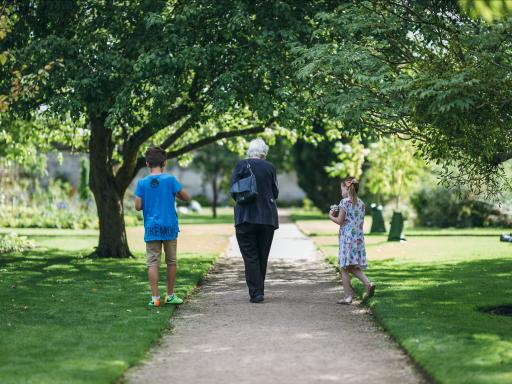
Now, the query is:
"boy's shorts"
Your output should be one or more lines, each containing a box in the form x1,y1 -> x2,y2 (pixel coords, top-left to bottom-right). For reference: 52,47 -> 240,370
146,240 -> 177,267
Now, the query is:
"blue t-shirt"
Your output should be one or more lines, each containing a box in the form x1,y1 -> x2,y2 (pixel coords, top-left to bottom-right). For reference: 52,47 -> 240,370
135,173 -> 183,242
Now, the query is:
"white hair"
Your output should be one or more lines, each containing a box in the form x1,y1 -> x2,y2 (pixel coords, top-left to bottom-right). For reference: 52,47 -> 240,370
246,138 -> 269,159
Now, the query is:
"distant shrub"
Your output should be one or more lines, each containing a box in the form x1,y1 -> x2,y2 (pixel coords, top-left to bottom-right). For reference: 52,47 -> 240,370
78,157 -> 91,202
0,205 -> 98,229
302,197 -> 316,211
411,187 -> 512,228
293,134 -> 340,212
191,194 -> 211,207
0,233 -> 36,254
0,179 -> 99,229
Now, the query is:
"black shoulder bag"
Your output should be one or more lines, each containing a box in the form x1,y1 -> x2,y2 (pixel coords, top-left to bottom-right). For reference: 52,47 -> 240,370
230,161 -> 258,205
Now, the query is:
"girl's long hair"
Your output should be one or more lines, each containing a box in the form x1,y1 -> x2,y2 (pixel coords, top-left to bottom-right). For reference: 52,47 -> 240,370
344,176 -> 360,204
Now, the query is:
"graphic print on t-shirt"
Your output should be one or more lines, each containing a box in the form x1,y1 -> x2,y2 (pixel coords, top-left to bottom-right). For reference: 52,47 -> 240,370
150,178 -> 159,188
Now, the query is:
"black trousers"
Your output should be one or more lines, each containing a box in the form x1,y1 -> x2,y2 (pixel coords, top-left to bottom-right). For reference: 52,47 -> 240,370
235,223 -> 275,299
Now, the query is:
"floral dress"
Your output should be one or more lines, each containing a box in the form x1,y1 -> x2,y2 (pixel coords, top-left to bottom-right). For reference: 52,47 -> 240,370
338,197 -> 368,269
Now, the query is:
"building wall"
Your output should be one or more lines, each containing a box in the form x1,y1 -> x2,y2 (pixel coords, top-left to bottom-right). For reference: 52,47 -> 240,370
46,153 -> 306,204
132,165 -> 305,204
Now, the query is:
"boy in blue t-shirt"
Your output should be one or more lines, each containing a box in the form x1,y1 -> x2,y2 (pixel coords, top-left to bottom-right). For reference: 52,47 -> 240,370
135,147 -> 190,307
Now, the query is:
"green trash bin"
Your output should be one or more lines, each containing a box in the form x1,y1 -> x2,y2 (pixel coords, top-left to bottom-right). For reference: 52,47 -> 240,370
370,203 -> 386,233
388,211 -> 405,241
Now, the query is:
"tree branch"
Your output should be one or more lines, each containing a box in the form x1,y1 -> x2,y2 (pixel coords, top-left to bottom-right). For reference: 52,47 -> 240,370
114,103 -> 196,193
123,103 -> 192,157
159,113 -> 199,150
491,152 -> 512,166
127,114 -> 201,180
166,125 -> 270,159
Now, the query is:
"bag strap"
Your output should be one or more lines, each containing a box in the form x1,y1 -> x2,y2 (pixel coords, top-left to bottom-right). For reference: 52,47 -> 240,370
246,160 -> 254,176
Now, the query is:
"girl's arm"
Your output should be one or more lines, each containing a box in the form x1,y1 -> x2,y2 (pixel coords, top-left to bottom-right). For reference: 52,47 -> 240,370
328,208 -> 346,226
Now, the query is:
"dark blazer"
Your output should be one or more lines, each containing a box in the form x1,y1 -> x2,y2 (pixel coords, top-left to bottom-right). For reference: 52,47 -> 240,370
230,158 -> 279,229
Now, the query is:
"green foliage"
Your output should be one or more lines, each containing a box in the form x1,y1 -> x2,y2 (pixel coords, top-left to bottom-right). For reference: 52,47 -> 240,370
193,144 -> 239,188
0,178 -> 98,229
193,143 -> 240,217
0,5 -> 17,112
460,0 -> 512,22
78,157 -> 90,202
5,1 -> 318,155
411,186 -> 512,228
293,124 -> 341,212
0,205 -> 97,230
325,136 -> 366,179
364,137 -> 426,208
294,1 -> 512,196
301,197 -> 316,212
2,0 -> 328,256
264,136 -> 297,173
0,232 -> 35,253
190,194 -> 211,207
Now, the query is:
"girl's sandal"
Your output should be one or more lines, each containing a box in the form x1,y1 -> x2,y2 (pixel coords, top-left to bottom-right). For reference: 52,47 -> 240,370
366,283 -> 376,299
337,297 -> 352,305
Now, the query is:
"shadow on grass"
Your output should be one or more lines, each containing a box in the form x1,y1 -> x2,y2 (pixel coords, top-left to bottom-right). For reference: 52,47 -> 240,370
0,248 -> 217,384
290,214 -> 326,221
346,257 -> 512,384
405,233 -> 504,237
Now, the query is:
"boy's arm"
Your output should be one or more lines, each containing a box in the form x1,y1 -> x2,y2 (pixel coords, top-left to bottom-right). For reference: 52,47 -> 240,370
176,188 -> 190,202
135,196 -> 142,211
134,180 -> 143,211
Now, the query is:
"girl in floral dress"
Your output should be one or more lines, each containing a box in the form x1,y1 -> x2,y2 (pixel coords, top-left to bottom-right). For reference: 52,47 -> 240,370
328,177 -> 376,304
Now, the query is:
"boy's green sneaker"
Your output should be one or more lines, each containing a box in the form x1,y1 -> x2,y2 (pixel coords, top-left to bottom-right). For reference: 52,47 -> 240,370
148,297 -> 161,307
165,294 -> 183,305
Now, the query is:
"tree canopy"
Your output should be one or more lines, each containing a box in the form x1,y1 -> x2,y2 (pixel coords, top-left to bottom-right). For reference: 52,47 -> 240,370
294,0 -> 512,196
3,0 -> 512,257
1,0 -> 327,257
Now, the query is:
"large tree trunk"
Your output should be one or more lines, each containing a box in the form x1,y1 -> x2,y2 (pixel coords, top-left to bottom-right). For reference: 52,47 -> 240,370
93,182 -> 131,258
89,112 -> 132,258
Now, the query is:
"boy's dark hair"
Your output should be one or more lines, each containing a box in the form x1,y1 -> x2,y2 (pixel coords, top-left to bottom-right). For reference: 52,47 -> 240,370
145,147 -> 167,168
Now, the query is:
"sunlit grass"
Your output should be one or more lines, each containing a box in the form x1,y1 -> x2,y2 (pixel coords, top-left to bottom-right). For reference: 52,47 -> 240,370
0,229 -> 220,384
309,226 -> 512,384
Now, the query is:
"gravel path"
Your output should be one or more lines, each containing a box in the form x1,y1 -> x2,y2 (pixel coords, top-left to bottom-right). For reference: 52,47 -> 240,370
125,223 -> 425,384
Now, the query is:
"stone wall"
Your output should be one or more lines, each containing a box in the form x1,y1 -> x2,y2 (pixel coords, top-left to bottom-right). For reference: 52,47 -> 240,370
46,152 -> 306,204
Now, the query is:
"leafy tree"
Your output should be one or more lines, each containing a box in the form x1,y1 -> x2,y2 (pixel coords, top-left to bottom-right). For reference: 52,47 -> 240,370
460,0 -> 512,22
193,143 -> 239,218
325,135 -> 366,180
78,157 -> 90,202
364,137 -> 425,210
4,1 -> 324,257
0,4 -> 71,170
0,3 -> 16,113
294,0 -> 512,197
363,136 -> 426,240
293,121 -> 341,212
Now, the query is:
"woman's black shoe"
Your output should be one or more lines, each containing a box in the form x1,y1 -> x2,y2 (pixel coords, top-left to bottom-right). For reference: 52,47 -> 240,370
250,295 -> 264,303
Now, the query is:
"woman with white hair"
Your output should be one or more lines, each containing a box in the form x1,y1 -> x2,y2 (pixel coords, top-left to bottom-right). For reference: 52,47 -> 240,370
230,138 -> 279,303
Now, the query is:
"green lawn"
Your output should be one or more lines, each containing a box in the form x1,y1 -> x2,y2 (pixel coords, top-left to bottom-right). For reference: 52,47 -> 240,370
0,230 -> 218,384
291,208 -> 511,237
315,231 -> 512,384
179,208 -> 234,225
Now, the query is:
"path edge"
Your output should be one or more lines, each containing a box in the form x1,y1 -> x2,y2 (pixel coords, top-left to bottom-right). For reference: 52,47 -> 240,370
295,222 -> 437,384
116,241 -> 232,384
